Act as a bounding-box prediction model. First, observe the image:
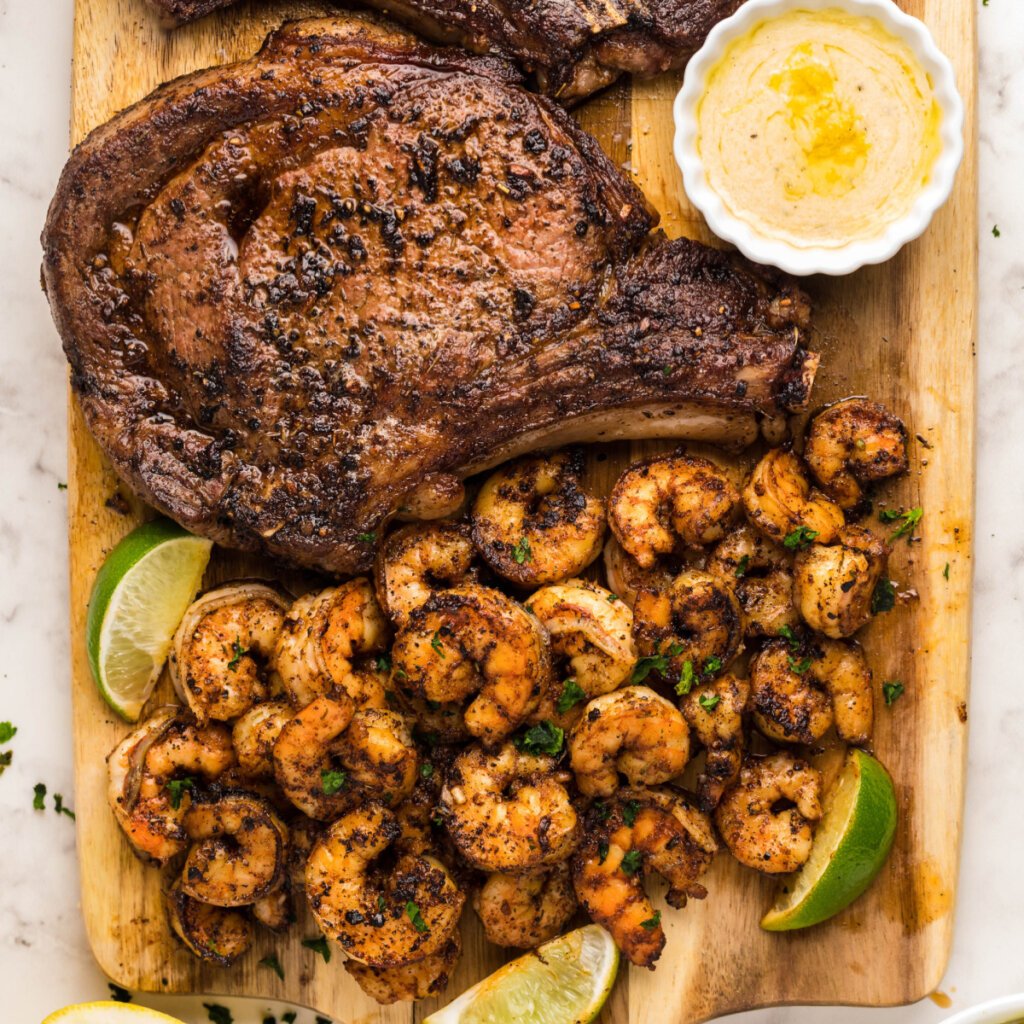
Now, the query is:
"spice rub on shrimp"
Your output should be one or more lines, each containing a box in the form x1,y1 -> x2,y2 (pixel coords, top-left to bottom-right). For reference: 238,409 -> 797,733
166,878 -> 253,966
345,933 -> 462,1004
273,695 -> 419,819
794,526 -> 889,638
471,449 -> 606,586
602,536 -> 673,608
742,449 -> 845,546
169,583 -> 288,724
306,804 -> 464,967
573,788 -> 718,968
680,673 -> 751,811
632,569 -> 744,683
527,579 -> 636,724
440,743 -> 579,873
376,521 -> 479,626
474,864 -> 577,949
107,706 -> 236,864
708,524 -> 799,639
274,579 -> 391,710
715,752 -> 822,873
750,638 -> 873,745
390,584 -> 552,746
804,398 -> 909,509
568,686 -> 690,797
179,791 -> 289,907
608,454 -> 740,568
231,700 -> 294,779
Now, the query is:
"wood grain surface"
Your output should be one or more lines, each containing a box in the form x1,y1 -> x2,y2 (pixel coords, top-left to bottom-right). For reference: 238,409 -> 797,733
64,0 -> 977,1020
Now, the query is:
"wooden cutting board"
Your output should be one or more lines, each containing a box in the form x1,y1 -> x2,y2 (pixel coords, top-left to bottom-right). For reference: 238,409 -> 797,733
65,1 -> 977,1020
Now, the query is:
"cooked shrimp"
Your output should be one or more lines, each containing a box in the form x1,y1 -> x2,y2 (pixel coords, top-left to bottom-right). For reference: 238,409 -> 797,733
742,449 -> 845,546
231,700 -> 294,778
527,579 -> 636,720
273,695 -> 418,819
794,526 -> 889,638
274,579 -> 391,709
376,521 -> 479,626
166,878 -> 252,965
568,686 -> 690,797
471,449 -> 606,586
169,583 -> 288,724
107,706 -> 236,864
345,932 -> 461,1004
680,674 -> 751,811
602,536 -> 673,608
390,584 -> 551,746
440,743 -> 579,872
306,804 -> 465,966
750,638 -> 873,745
474,863 -> 577,948
715,752 -> 822,873
252,883 -> 294,931
632,570 -> 744,682
708,524 -> 800,638
180,791 -> 289,907
608,454 -> 740,568
572,788 -> 718,968
804,398 -> 909,509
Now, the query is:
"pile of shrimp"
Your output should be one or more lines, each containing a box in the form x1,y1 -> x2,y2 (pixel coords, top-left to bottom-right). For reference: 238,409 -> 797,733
105,399 -> 911,1000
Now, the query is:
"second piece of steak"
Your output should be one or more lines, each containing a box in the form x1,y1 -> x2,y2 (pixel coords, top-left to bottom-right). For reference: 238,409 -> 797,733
42,17 -> 815,575
147,0 -> 743,100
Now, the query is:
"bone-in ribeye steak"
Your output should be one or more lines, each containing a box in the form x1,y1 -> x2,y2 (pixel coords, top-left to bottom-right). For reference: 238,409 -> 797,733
147,0 -> 743,100
42,18 -> 816,575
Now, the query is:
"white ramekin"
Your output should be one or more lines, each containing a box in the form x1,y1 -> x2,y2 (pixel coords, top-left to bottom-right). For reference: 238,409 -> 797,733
940,994 -> 1024,1024
673,0 -> 964,276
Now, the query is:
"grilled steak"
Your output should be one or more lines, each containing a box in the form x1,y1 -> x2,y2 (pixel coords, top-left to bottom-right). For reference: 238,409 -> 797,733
42,17 -> 815,575
147,0 -> 743,100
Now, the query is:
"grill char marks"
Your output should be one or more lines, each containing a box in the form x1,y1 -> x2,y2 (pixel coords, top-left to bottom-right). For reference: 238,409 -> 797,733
42,17 -> 816,575
146,0 -> 743,101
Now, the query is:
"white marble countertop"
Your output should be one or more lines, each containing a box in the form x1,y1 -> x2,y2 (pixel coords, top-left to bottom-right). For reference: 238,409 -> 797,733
1,2 -> 1022,1022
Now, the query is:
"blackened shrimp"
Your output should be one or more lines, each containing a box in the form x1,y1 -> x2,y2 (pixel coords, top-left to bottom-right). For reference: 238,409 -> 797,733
572,788 -> 718,968
471,449 -> 606,586
231,699 -> 294,779
345,933 -> 462,1004
474,863 -> 577,948
166,878 -> 252,966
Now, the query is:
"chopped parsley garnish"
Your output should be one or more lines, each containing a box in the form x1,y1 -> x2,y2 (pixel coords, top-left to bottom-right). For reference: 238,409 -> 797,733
788,656 -> 812,675
734,554 -> 750,578
639,910 -> 662,930
0,751 -> 10,775
879,506 -> 923,541
675,660 -> 695,696
593,800 -> 611,823
703,655 -> 722,675
633,641 -> 684,684
259,953 -> 285,980
943,562 -> 951,580
778,624 -> 800,650
512,536 -> 532,564
375,653 -> 392,672
315,1017 -> 333,1024
356,532 -> 377,543
883,681 -> 905,706
597,840 -> 609,864
54,793 -> 76,820
282,1014 -> 298,1024
556,678 -> 586,714
33,782 -> 46,810
204,1004 -> 233,1024
607,592 -> 619,602
406,900 -> 429,933
226,638 -> 248,672
514,720 -> 564,757
698,692 -> 721,712
302,936 -> 332,962
108,983 -> 131,1002
0,722 -> 16,743
622,799 -> 641,827
430,631 -> 446,658
871,577 -> 897,614
420,762 -> 434,780
57,481 -> 68,491
783,526 -> 819,550
167,777 -> 195,810
620,849 -> 643,876
321,769 -> 347,795
992,223 -> 1000,236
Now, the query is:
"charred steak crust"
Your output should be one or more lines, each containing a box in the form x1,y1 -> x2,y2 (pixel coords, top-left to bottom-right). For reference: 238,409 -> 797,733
147,0 -> 744,99
43,17 -> 815,575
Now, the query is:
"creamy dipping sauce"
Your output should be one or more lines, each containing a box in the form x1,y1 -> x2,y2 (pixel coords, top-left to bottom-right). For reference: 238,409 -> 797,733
697,8 -> 942,248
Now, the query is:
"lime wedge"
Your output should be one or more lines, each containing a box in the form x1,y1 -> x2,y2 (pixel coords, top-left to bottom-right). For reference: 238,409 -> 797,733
424,925 -> 618,1024
42,1003 -> 186,1024
86,518 -> 212,722
761,748 -> 897,931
